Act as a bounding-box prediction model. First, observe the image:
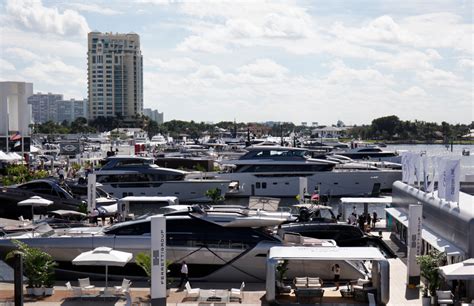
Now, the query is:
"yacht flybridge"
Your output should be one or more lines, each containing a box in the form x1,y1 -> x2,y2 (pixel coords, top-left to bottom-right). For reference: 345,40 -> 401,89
205,146 -> 402,197
94,156 -> 230,202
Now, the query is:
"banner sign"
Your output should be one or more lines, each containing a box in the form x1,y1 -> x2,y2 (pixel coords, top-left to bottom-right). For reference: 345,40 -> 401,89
407,204 -> 422,286
151,215 -> 167,306
87,173 -> 96,212
60,142 -> 81,156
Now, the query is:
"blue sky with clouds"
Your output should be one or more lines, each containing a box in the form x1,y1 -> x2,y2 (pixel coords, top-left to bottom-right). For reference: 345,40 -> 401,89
0,0 -> 472,125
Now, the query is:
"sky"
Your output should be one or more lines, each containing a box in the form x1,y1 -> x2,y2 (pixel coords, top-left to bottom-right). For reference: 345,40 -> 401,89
0,0 -> 472,125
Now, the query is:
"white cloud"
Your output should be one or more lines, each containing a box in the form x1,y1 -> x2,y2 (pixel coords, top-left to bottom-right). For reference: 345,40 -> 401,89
6,0 -> 90,36
135,0 -> 175,4
458,58 -> 474,69
331,15 -> 414,46
325,60 -> 394,86
22,59 -> 84,87
376,49 -> 441,70
402,86 -> 427,97
177,35 -> 228,53
416,68 -> 460,87
5,47 -> 40,61
190,65 -> 224,79
176,1 -> 315,53
0,59 -> 16,71
237,59 -> 288,78
67,3 -> 122,16
148,57 -> 199,72
1,26 -> 87,59
401,13 -> 472,53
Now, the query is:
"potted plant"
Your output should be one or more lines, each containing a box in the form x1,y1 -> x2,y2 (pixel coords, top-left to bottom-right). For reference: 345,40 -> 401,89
43,260 -> 57,296
416,250 -> 446,305
136,252 -> 173,297
5,240 -> 57,296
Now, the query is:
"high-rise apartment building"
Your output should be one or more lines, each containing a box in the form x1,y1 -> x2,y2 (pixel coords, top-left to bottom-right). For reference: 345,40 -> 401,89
28,92 -> 63,123
57,99 -> 88,123
143,108 -> 164,124
87,32 -> 143,120
28,94 -> 88,123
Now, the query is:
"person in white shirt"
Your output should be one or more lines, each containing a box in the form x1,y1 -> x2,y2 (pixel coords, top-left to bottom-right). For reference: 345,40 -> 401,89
178,261 -> 188,288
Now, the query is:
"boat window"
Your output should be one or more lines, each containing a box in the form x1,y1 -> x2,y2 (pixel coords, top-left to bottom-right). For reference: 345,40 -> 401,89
358,148 -> 382,152
115,159 -> 153,166
240,164 -> 333,173
262,182 -> 267,189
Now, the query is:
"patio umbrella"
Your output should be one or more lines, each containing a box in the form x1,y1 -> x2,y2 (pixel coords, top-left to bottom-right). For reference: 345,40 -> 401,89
439,258 -> 474,280
72,247 -> 133,289
18,196 -> 53,221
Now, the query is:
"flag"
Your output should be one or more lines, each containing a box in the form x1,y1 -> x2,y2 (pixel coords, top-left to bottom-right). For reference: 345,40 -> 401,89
14,141 -> 21,148
9,131 -> 21,141
311,193 -> 320,202
443,159 -> 461,203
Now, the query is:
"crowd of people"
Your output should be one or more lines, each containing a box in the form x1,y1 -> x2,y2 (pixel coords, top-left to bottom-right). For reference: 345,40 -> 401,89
348,206 -> 378,232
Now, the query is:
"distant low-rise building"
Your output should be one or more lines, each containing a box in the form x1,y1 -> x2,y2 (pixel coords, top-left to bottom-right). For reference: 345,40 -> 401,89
143,108 -> 164,124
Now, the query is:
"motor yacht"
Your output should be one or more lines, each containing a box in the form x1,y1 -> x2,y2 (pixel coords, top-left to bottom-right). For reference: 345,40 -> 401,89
337,146 -> 401,163
195,146 -> 401,198
150,134 -> 167,147
94,156 -> 230,202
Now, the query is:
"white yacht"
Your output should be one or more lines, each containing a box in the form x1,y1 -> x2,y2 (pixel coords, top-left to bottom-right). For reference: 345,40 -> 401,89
150,134 -> 167,147
94,156 -> 230,202
337,146 -> 401,163
196,146 -> 401,198
0,210 -> 371,282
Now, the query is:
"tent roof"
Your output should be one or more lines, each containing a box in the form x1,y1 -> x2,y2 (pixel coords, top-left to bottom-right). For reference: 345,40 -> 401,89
268,246 -> 386,261
439,259 -> 474,280
340,196 -> 392,204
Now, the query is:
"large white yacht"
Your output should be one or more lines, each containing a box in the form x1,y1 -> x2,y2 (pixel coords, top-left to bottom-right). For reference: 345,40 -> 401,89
94,156 -> 230,202
150,134 -> 167,147
0,210 -> 370,282
201,146 -> 401,197
337,146 -> 401,163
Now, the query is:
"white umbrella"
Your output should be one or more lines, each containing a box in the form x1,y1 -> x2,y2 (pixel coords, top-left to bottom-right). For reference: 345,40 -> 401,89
72,247 -> 133,289
439,258 -> 474,280
18,196 -> 53,221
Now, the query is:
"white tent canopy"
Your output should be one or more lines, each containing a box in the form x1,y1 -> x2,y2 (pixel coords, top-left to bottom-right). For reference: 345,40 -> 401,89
0,151 -> 12,161
18,196 -> 53,220
72,247 -> 133,289
439,258 -> 474,280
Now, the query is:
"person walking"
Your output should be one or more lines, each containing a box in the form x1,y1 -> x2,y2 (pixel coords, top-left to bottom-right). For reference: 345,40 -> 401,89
366,213 -> 372,231
178,261 -> 188,288
372,211 -> 378,228
332,264 -> 341,290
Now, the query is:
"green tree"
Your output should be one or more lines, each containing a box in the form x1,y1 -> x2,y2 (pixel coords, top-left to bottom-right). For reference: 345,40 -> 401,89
371,115 -> 400,140
416,250 -> 446,297
205,188 -> 224,204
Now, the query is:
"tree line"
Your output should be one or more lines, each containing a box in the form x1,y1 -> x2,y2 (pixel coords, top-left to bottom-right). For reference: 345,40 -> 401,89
30,115 -> 473,142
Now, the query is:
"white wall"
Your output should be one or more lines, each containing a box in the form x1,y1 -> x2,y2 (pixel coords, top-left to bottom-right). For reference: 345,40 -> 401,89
0,82 -> 33,136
